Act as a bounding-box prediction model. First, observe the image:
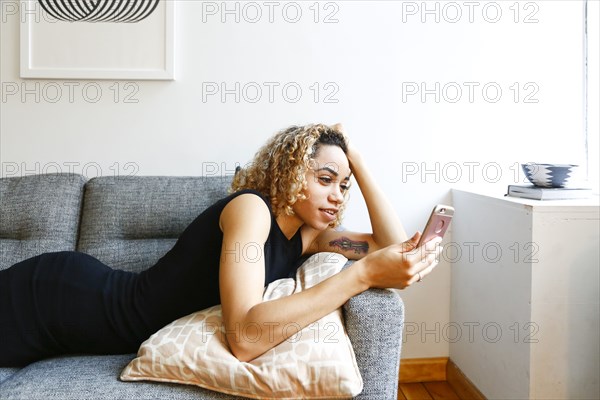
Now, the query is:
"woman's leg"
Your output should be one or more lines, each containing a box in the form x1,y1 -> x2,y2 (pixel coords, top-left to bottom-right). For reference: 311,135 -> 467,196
0,254 -> 67,367
0,251 -> 139,367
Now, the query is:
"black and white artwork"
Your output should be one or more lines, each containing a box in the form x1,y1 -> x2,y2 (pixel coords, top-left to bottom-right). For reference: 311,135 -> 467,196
37,0 -> 160,23
20,0 -> 174,79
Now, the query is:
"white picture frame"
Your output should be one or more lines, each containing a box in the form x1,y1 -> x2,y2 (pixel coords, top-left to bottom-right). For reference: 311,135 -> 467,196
20,0 -> 174,80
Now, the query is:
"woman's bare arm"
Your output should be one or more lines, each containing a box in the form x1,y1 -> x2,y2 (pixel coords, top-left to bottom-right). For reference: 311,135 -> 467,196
218,194 -> 366,361
219,194 -> 440,362
345,139 -> 408,245
304,126 -> 408,259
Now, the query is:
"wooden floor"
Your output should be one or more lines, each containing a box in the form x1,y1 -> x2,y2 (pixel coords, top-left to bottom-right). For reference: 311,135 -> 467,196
398,381 -> 462,400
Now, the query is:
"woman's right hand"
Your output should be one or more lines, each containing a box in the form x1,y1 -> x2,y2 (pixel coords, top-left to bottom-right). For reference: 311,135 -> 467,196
357,232 -> 443,289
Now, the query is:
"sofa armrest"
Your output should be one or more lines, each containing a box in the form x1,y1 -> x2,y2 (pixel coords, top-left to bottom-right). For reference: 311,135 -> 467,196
342,262 -> 404,400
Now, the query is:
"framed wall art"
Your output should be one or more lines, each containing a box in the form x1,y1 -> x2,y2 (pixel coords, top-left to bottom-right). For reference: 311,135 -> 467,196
20,0 -> 174,80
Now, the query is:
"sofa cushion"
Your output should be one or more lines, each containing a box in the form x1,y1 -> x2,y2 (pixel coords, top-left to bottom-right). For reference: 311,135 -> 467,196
77,176 -> 232,272
0,354 -> 245,399
0,173 -> 86,271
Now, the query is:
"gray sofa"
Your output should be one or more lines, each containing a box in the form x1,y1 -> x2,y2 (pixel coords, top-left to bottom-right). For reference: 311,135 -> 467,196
0,173 -> 404,399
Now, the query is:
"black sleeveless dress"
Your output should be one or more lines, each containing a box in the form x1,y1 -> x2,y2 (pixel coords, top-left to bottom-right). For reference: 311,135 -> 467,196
0,189 -> 303,367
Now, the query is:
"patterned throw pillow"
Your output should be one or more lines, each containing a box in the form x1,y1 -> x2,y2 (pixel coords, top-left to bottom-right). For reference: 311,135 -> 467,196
120,252 -> 363,399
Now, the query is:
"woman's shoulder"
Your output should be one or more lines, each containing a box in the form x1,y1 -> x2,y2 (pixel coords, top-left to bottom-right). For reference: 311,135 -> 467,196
222,189 -> 270,209
219,189 -> 273,239
217,189 -> 274,222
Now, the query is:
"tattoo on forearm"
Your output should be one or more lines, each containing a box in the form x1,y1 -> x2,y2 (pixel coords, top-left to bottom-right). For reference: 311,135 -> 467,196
329,236 -> 369,254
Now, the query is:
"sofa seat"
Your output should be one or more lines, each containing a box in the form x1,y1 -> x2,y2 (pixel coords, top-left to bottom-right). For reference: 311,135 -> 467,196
0,368 -> 18,385
0,354 -> 242,399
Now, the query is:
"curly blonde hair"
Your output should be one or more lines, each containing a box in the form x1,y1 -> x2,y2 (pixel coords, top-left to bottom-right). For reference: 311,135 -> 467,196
230,124 -> 349,228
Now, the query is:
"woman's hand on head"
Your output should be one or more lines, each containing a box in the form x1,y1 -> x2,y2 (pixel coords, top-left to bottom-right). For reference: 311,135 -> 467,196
356,232 -> 443,290
329,122 -> 361,167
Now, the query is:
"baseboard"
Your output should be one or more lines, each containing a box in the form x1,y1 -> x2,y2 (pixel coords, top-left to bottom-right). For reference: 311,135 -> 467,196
399,357 -> 448,383
446,359 -> 486,400
399,357 -> 486,399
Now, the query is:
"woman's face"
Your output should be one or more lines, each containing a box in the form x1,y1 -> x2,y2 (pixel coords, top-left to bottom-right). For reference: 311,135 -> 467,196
292,144 -> 351,230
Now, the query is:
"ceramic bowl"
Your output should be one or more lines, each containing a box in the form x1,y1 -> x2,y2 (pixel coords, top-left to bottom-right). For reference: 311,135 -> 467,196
521,163 -> 582,188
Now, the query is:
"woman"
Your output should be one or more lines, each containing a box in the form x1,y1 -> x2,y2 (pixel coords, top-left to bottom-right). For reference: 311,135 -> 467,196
0,123 -> 441,367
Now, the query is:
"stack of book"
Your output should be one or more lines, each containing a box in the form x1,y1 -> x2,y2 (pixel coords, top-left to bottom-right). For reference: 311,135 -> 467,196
506,185 -> 593,200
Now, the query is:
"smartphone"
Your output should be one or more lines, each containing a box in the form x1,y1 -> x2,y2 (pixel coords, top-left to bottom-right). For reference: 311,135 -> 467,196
416,204 -> 454,248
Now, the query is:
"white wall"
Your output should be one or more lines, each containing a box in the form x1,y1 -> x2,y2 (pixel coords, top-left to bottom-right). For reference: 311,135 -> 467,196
0,0 -> 590,358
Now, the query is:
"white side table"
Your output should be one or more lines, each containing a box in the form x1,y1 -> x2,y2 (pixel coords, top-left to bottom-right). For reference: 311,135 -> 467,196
449,189 -> 599,400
